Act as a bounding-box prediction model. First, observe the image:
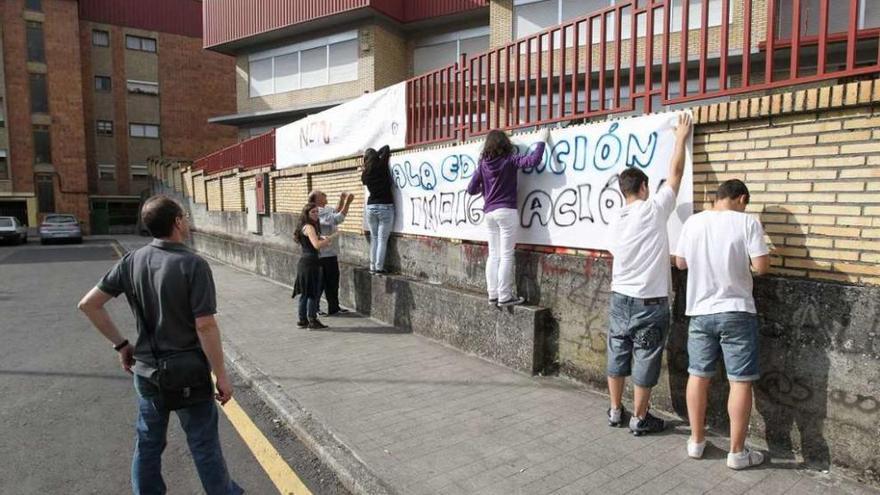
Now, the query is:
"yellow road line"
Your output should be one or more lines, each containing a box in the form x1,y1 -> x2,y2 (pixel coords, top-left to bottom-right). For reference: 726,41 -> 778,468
220,394 -> 312,495
110,242 -> 124,258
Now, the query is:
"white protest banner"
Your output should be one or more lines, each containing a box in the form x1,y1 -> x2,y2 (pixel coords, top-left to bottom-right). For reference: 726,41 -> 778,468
275,82 -> 406,169
383,112 -> 693,252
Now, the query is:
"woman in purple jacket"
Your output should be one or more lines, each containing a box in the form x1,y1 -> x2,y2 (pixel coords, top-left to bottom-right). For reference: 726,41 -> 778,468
467,128 -> 548,306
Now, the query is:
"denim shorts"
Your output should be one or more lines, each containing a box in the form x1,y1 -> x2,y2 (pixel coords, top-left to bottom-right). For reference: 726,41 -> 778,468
687,312 -> 760,382
607,292 -> 670,388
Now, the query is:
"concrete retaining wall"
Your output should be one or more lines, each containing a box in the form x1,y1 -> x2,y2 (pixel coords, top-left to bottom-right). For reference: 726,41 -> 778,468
157,181 -> 880,483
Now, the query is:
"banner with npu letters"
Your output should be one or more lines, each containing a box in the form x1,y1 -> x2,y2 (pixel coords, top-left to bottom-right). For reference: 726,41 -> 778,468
275,82 -> 407,169
385,112 -> 693,252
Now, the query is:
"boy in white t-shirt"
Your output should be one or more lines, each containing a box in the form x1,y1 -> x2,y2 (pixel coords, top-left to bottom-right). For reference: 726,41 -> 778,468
605,113 -> 691,436
673,179 -> 770,470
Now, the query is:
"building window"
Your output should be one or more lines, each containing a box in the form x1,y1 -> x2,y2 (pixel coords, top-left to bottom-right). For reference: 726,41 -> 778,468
129,123 -> 159,139
413,27 -> 490,75
26,22 -> 45,63
125,35 -> 157,53
96,120 -> 113,136
33,125 -> 51,164
248,30 -> 359,97
0,150 -> 8,180
513,0 -> 726,42
36,173 -> 54,213
92,30 -> 110,47
95,76 -> 112,91
776,0 -> 880,38
30,73 -> 48,114
25,0 -> 41,12
127,80 -> 159,95
98,164 -> 116,181
130,164 -> 149,181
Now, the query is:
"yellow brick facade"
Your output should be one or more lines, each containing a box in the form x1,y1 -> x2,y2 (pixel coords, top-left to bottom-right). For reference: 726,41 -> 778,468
193,173 -> 207,204
155,77 -> 880,286
205,178 -> 222,211
221,175 -> 243,211
692,80 -> 880,285
272,175 -> 309,214
310,168 -> 364,234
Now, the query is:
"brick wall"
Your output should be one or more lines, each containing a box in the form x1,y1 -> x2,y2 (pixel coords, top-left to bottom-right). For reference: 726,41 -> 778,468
44,0 -> 90,224
158,77 -> 880,286
272,175 -> 308,213
3,0 -> 89,226
221,174 -> 242,211
489,0 -> 512,48
692,80 -> 880,285
158,32 -> 237,158
205,177 -> 221,211
372,23 -> 409,89
310,167 -> 364,233
193,172 -> 206,204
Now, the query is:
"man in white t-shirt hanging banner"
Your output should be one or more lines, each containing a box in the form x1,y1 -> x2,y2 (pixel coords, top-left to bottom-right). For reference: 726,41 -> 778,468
673,179 -> 770,469
605,113 -> 692,437
275,82 -> 407,169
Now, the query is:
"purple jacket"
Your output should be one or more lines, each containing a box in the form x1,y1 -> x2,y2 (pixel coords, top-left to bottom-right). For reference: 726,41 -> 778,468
466,142 -> 546,214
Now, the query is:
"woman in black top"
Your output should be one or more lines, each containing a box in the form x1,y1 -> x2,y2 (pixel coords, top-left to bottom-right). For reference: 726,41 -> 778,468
361,144 -> 395,273
292,202 -> 336,329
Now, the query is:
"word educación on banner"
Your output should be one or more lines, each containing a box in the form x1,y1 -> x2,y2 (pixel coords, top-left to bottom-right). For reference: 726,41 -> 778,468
381,112 -> 694,252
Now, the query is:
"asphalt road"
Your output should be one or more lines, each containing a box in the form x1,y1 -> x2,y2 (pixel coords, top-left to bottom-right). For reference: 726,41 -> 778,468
0,238 -> 349,495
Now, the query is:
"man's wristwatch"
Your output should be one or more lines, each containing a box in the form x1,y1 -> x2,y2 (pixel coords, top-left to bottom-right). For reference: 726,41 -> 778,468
113,339 -> 129,351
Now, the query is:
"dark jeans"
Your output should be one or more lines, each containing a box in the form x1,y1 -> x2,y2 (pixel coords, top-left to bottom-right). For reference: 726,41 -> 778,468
132,375 -> 242,495
298,295 -> 318,321
318,256 -> 341,313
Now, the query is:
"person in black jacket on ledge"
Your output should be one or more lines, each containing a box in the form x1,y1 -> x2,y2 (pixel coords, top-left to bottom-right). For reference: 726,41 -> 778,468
361,145 -> 395,273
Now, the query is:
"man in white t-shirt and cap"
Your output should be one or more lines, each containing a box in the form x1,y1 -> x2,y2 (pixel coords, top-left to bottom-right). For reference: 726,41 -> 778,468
673,179 -> 770,469
606,112 -> 691,436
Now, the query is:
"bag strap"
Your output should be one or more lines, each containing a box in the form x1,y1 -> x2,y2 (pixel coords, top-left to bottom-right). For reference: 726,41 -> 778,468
126,249 -> 161,365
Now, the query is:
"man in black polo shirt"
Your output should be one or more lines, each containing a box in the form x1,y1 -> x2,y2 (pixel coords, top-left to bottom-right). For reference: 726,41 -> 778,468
78,195 -> 242,495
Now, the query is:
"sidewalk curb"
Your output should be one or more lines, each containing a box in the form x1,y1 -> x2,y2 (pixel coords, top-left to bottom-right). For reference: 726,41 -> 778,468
222,341 -> 399,495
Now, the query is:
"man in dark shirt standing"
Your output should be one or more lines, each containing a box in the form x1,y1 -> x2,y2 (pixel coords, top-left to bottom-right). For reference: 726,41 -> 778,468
78,195 -> 242,495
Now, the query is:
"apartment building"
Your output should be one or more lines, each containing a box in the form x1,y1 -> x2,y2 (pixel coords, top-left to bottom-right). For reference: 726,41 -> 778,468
0,0 -> 235,233
203,1 -> 492,140
203,0 -> 880,146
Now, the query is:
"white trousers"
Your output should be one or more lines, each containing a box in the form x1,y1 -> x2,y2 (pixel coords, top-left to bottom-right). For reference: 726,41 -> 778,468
484,208 -> 518,301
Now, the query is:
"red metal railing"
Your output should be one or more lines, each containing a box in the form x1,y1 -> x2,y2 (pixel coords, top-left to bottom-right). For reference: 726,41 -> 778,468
406,0 -> 880,146
193,0 -> 880,172
193,130 -> 276,175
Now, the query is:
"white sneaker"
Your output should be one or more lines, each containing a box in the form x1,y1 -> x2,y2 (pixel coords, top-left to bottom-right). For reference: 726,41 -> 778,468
687,438 -> 706,459
727,447 -> 764,470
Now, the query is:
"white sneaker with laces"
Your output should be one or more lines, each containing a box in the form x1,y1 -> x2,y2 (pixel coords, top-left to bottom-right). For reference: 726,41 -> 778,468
687,438 -> 706,459
727,447 -> 764,470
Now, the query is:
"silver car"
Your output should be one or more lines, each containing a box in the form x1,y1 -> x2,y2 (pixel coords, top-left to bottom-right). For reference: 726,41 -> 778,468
39,214 -> 83,244
0,216 -> 28,244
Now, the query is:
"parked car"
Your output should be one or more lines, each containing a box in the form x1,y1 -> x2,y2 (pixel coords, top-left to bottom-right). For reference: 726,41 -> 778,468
39,214 -> 83,244
0,216 -> 28,245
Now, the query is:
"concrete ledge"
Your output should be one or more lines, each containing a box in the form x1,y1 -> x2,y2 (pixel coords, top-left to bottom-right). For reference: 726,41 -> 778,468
191,230 -> 553,374
340,267 -> 552,374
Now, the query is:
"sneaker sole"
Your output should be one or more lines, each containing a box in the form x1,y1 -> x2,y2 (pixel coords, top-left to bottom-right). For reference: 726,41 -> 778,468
498,299 -> 524,307
630,426 -> 666,437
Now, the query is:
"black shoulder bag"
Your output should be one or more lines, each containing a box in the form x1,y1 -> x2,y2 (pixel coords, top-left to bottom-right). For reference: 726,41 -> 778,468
128,262 -> 214,410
